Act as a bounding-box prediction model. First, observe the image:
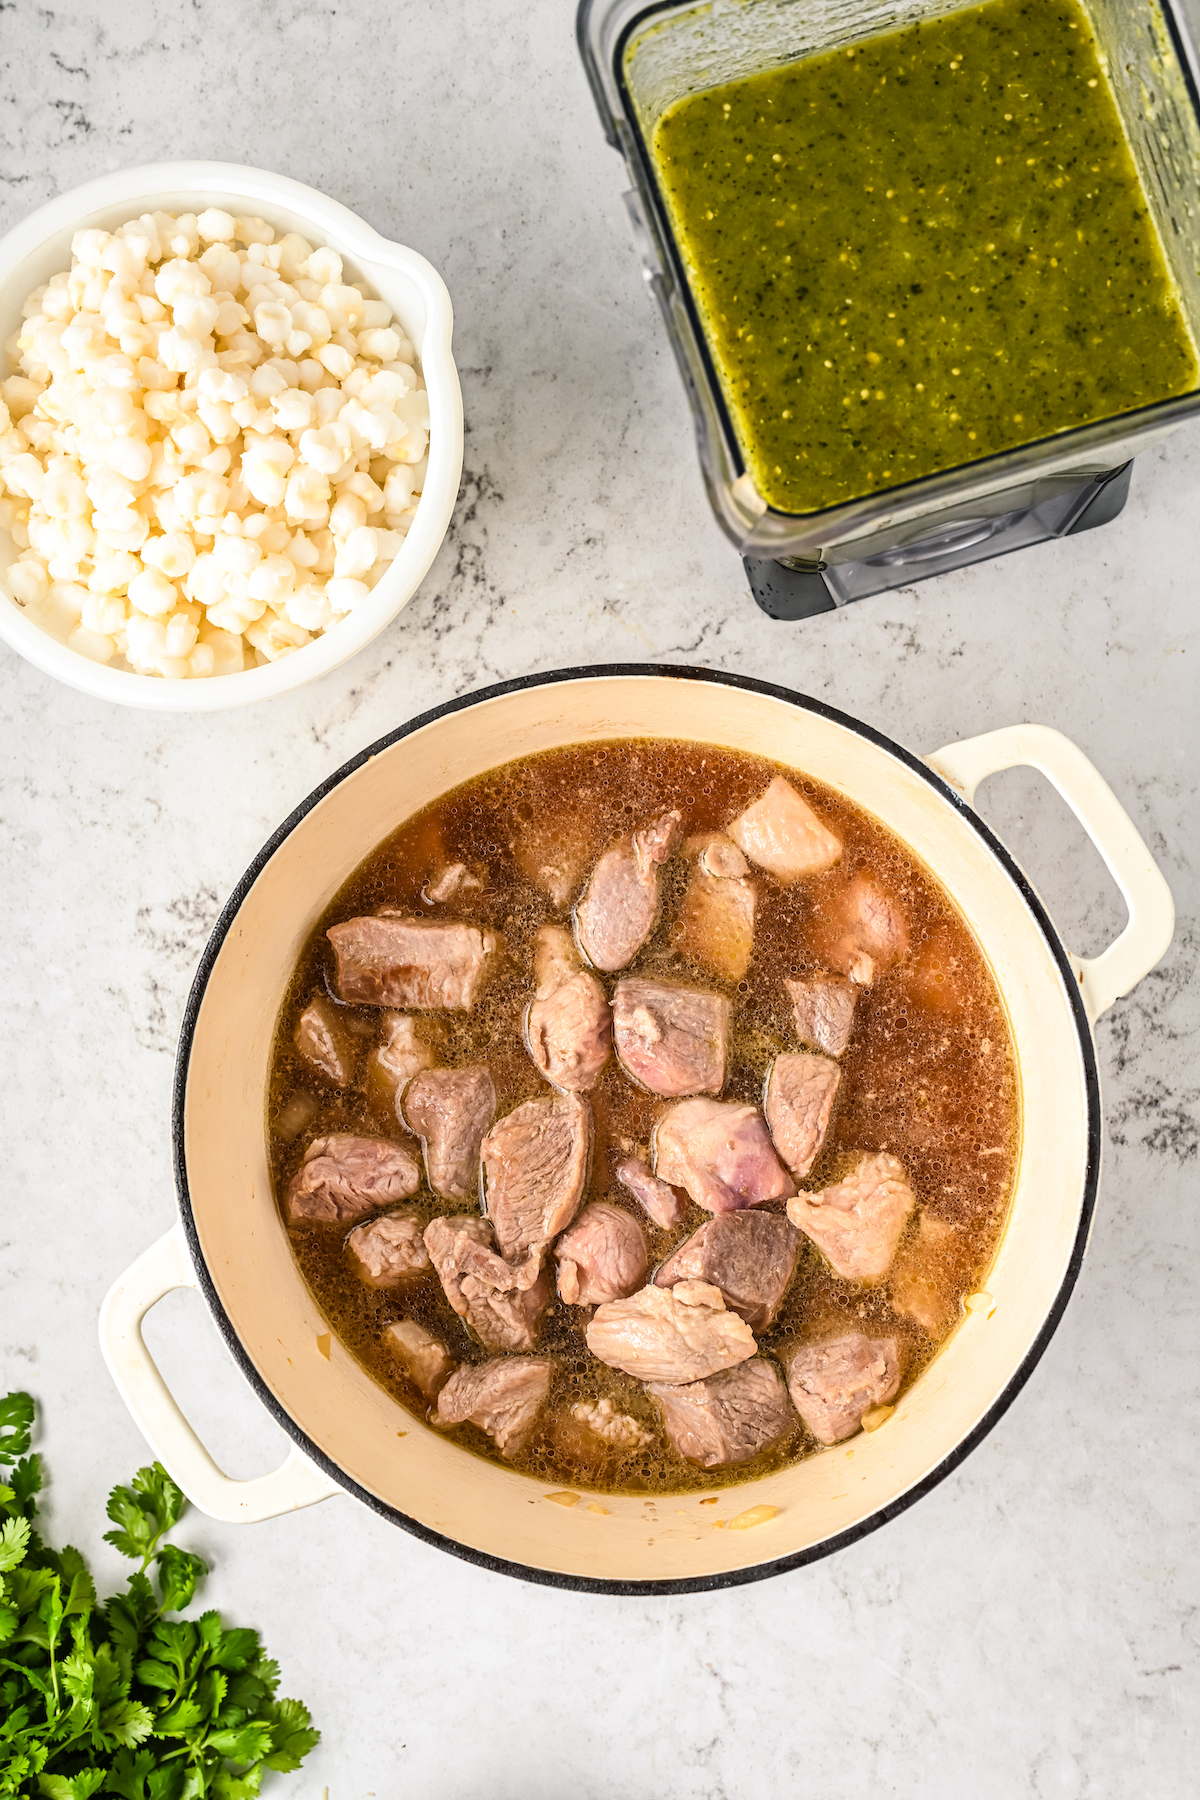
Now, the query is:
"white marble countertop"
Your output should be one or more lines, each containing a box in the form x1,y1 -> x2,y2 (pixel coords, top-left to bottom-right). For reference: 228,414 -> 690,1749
2,2 -> 1197,1794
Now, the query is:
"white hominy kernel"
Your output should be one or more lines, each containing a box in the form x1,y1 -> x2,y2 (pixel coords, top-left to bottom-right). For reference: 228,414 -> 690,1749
235,216 -> 274,247
128,567 -> 178,615
329,491 -> 367,537
7,556 -> 50,605
82,588 -> 126,634
197,208 -> 237,244
325,576 -> 369,611
1,209 -> 428,676
106,435 -> 153,482
315,342 -> 354,381
357,327 -> 401,362
304,246 -> 342,286
142,530 -> 196,578
334,525 -> 377,579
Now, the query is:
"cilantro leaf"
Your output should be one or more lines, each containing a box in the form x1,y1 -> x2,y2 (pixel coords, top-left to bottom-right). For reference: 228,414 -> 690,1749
0,1391 -> 35,1462
262,1697 -> 320,1773
104,1748 -> 157,1800
10,1451 -> 43,1516
154,1545 -> 207,1615
0,1513 -> 31,1571
103,1488 -> 159,1566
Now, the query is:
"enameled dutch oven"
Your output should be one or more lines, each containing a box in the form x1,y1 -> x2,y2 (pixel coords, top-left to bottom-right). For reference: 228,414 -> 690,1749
99,667 -> 1174,1594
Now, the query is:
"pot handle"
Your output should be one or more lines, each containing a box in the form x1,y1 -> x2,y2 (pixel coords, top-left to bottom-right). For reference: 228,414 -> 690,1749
925,723 -> 1174,1024
98,1223 -> 342,1524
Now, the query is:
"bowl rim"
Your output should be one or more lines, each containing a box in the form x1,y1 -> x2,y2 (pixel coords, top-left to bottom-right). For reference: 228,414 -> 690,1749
0,160 -> 464,711
171,663 -> 1102,1594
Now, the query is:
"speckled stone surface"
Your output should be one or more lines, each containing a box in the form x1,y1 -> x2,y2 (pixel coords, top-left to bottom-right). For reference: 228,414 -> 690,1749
1,3 -> 1198,1795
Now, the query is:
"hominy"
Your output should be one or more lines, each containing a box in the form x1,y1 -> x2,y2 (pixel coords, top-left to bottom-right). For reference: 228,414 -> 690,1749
0,210 -> 429,677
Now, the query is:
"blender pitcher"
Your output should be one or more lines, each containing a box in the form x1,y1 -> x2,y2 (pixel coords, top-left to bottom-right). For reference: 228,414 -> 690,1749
577,0 -> 1200,615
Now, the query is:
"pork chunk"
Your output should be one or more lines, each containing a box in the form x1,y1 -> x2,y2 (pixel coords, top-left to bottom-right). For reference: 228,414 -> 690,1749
423,1215 -> 550,1354
286,1134 -> 421,1223
727,777 -> 842,883
294,994 -> 355,1085
424,862 -> 482,903
765,1052 -> 841,1180
655,1099 -> 795,1214
785,974 -> 858,1057
384,1319 -> 456,1399
787,1333 -> 900,1444
346,1212 -> 431,1287
586,1280 -> 755,1384
366,1012 -> 436,1104
787,1151 -> 916,1281
612,978 -> 729,1097
403,1065 -> 496,1201
525,925 -> 612,1091
655,1211 -> 800,1330
827,876 -> 909,986
482,1091 -> 591,1263
675,835 -> 757,981
327,916 -> 499,1010
648,1360 -> 795,1469
432,1357 -> 553,1458
555,1202 -> 648,1306
575,809 -> 683,972
615,1155 -> 689,1229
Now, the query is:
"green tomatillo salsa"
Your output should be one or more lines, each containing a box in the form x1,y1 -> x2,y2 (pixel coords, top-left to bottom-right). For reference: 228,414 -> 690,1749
649,0 -> 1199,514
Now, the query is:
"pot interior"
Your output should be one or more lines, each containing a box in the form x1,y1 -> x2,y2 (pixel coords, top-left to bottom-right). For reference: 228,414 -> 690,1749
180,672 -> 1093,1586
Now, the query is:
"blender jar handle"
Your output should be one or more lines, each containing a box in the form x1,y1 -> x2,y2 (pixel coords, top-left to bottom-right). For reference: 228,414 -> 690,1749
99,1224 -> 342,1523
925,723 -> 1174,1024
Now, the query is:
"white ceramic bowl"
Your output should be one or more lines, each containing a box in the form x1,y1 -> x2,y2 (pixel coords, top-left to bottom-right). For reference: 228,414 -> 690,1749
0,162 -> 464,710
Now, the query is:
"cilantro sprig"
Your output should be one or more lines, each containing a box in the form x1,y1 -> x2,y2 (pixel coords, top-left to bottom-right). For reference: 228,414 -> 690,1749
0,1393 -> 318,1799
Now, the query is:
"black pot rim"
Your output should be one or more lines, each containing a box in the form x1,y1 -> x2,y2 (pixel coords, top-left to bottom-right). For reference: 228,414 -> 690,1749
172,663 -> 1102,1598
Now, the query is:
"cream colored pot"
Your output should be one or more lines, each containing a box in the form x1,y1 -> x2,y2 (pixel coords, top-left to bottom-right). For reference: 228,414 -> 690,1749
99,668 -> 1174,1593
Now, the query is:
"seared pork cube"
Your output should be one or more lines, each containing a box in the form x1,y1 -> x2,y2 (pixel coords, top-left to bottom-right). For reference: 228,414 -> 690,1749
423,1215 -> 551,1354
648,1359 -> 795,1469
525,925 -> 612,1092
575,809 -> 683,972
432,1356 -> 554,1458
612,979 -> 729,1097
555,1202 -> 648,1306
424,862 -> 482,903
346,1212 -> 431,1287
655,1212 -> 800,1331
615,1155 -> 689,1230
294,994 -> 355,1086
727,776 -> 842,883
764,1052 -> 841,1180
481,1090 -> 591,1262
675,834 -> 757,982
889,1210 -> 962,1336
384,1319 -> 456,1399
586,1280 -> 756,1384
286,1134 -> 421,1223
785,974 -> 858,1057
827,876 -> 909,986
403,1065 -> 496,1201
654,1099 -> 795,1214
326,915 -> 499,1009
366,1012 -> 436,1105
787,1333 -> 900,1444
787,1151 -> 916,1281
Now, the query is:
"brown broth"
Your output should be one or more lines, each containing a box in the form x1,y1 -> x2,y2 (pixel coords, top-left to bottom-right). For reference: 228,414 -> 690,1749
267,741 -> 1019,1494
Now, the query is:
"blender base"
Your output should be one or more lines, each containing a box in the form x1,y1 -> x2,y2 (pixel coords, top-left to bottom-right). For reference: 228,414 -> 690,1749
745,461 -> 1133,621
